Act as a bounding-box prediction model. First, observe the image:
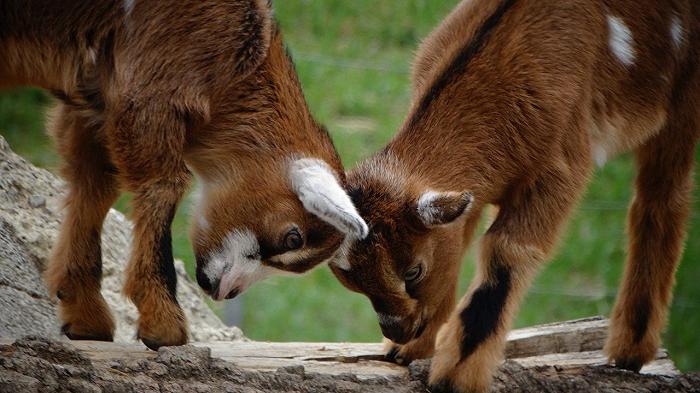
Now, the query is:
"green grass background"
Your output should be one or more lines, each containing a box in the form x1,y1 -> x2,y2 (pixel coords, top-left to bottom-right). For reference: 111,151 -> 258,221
1,0 -> 698,371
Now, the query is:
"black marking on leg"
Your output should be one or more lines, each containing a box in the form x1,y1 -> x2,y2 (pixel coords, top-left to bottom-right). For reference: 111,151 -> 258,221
459,265 -> 511,360
157,207 -> 178,302
631,295 -> 651,344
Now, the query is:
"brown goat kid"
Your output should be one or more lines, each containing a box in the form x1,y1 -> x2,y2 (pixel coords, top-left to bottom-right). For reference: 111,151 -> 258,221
1,0 -> 367,350
331,0 -> 699,392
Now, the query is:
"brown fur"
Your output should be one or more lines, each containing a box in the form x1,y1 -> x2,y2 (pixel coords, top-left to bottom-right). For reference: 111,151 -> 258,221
333,0 -> 699,391
2,0 -> 350,349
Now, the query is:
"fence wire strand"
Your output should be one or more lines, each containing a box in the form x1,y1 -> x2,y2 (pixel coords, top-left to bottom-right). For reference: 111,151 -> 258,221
293,51 -> 409,73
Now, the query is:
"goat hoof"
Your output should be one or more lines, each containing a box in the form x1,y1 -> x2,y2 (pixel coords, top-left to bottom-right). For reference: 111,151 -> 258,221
61,323 -> 113,342
385,345 -> 400,361
138,334 -> 187,351
140,336 -> 164,351
429,380 -> 460,393
136,326 -> 188,351
385,345 -> 408,365
614,357 -> 643,373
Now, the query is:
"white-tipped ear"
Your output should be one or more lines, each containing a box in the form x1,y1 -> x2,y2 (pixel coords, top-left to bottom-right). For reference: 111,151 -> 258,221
416,190 -> 473,227
289,159 -> 369,239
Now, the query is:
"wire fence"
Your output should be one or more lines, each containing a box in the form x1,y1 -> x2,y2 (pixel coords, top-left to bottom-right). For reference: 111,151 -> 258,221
294,51 -> 409,74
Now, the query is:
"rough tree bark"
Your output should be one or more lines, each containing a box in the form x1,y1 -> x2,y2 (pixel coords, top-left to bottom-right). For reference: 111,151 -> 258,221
2,317 -> 698,392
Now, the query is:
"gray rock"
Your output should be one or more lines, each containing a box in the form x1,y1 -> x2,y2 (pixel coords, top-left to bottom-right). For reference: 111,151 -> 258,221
27,195 -> 45,208
0,135 -> 244,343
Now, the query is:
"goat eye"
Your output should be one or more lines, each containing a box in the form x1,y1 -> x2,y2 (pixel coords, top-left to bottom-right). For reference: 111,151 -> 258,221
283,229 -> 303,250
404,265 -> 423,282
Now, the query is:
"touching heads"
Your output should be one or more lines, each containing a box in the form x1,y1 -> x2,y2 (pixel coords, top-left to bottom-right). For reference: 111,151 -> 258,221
192,158 -> 368,300
330,166 -> 473,343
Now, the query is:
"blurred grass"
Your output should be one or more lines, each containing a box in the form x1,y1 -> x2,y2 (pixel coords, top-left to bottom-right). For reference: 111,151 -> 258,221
1,0 -> 698,371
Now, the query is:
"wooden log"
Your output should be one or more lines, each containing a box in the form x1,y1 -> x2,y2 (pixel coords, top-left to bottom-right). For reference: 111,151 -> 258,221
1,317 -> 697,392
505,316 -> 609,358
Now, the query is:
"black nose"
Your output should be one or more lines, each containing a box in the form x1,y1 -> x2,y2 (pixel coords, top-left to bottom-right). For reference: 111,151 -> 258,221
196,264 -> 220,297
379,320 -> 412,344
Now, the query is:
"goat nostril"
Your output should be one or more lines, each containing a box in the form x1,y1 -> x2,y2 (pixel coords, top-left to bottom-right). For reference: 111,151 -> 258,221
225,288 -> 240,299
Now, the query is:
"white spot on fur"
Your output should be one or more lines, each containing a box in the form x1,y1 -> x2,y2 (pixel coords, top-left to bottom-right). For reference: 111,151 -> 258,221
289,158 -> 368,239
671,15 -> 684,49
607,16 -> 635,66
123,0 -> 135,16
592,144 -> 608,167
207,229 -> 276,300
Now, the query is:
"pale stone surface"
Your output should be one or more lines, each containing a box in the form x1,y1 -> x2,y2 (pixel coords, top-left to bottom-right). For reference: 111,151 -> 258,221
0,135 -> 243,343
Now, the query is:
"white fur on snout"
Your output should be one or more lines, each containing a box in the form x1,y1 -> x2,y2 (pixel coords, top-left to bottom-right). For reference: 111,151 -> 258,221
203,253 -> 227,285
207,229 -> 274,300
607,16 -> 636,67
289,158 -> 369,239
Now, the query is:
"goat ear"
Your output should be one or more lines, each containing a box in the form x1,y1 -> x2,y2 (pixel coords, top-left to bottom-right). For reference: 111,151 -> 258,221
415,190 -> 473,227
289,159 -> 369,239
230,0 -> 274,81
